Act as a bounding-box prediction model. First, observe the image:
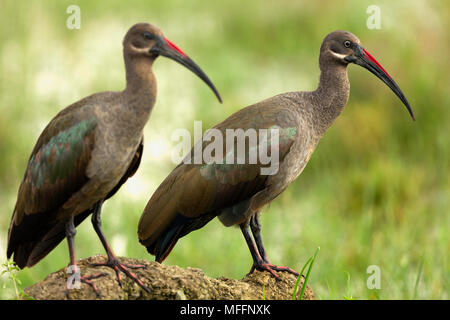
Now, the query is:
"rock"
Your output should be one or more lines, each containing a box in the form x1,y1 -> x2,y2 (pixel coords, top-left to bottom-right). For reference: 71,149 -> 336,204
25,255 -> 314,300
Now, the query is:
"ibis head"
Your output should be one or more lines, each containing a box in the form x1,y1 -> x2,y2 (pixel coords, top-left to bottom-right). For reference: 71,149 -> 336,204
321,30 -> 414,120
123,23 -> 222,103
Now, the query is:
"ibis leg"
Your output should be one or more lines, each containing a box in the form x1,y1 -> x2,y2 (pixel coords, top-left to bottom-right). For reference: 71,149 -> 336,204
249,213 -> 269,263
248,214 -> 299,277
240,223 -> 281,279
90,201 -> 150,293
65,215 -> 106,297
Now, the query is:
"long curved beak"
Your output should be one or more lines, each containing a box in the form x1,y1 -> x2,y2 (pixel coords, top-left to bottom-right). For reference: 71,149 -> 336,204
345,45 -> 415,120
150,37 -> 222,103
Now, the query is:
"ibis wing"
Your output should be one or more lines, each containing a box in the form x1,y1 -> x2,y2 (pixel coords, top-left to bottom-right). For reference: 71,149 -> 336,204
138,103 -> 298,247
7,112 -> 98,267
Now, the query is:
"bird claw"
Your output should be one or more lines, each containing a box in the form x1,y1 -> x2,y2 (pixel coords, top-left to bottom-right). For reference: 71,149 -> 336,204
248,262 -> 299,280
265,263 -> 299,277
90,257 -> 150,293
65,272 -> 107,299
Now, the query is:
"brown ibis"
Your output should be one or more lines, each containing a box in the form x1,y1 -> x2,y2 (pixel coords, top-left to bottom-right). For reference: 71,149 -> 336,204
137,30 -> 414,278
6,22 -> 221,294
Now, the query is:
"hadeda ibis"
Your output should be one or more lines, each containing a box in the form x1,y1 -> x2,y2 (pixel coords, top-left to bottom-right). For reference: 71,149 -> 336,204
137,30 -> 414,278
7,23 -> 221,294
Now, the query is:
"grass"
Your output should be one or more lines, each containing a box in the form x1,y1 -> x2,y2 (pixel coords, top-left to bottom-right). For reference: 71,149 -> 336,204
413,255 -> 425,300
292,247 -> 320,300
343,272 -> 357,300
0,0 -> 449,300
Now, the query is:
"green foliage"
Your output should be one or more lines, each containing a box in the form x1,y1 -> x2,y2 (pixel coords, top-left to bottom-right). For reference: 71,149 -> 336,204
0,0 -> 448,300
1,260 -> 31,300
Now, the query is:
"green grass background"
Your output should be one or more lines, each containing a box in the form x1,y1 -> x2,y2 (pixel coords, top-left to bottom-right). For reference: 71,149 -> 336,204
0,0 -> 448,299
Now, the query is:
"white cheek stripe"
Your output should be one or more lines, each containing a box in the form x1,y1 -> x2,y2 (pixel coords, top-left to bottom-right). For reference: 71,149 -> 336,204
330,51 -> 348,60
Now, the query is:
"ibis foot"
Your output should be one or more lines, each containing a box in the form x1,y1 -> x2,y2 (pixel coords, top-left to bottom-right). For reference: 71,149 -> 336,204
248,261 -> 299,280
90,256 -> 150,293
265,263 -> 299,277
65,269 -> 107,298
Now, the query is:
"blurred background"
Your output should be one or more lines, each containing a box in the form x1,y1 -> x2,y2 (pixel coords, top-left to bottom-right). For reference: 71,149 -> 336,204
0,0 -> 448,299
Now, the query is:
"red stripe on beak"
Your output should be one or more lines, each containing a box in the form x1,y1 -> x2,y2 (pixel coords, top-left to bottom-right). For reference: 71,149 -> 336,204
164,37 -> 187,57
363,49 -> 392,79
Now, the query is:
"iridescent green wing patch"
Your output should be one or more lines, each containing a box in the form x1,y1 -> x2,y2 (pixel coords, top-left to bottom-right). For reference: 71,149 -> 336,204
28,117 -> 97,189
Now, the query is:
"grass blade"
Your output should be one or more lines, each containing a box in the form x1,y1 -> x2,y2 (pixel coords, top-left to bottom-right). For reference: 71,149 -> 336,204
291,256 -> 312,299
413,255 -> 425,300
297,247 -> 320,300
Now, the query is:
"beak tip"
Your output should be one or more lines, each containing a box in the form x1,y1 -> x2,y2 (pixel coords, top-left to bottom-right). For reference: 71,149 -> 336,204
212,89 -> 222,103
406,104 -> 415,121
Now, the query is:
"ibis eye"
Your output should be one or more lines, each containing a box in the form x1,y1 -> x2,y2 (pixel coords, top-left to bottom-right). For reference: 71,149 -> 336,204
143,32 -> 153,40
344,40 -> 351,48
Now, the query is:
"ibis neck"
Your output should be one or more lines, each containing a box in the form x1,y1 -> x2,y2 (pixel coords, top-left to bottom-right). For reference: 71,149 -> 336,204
312,62 -> 350,135
118,54 -> 157,135
123,55 -> 157,107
